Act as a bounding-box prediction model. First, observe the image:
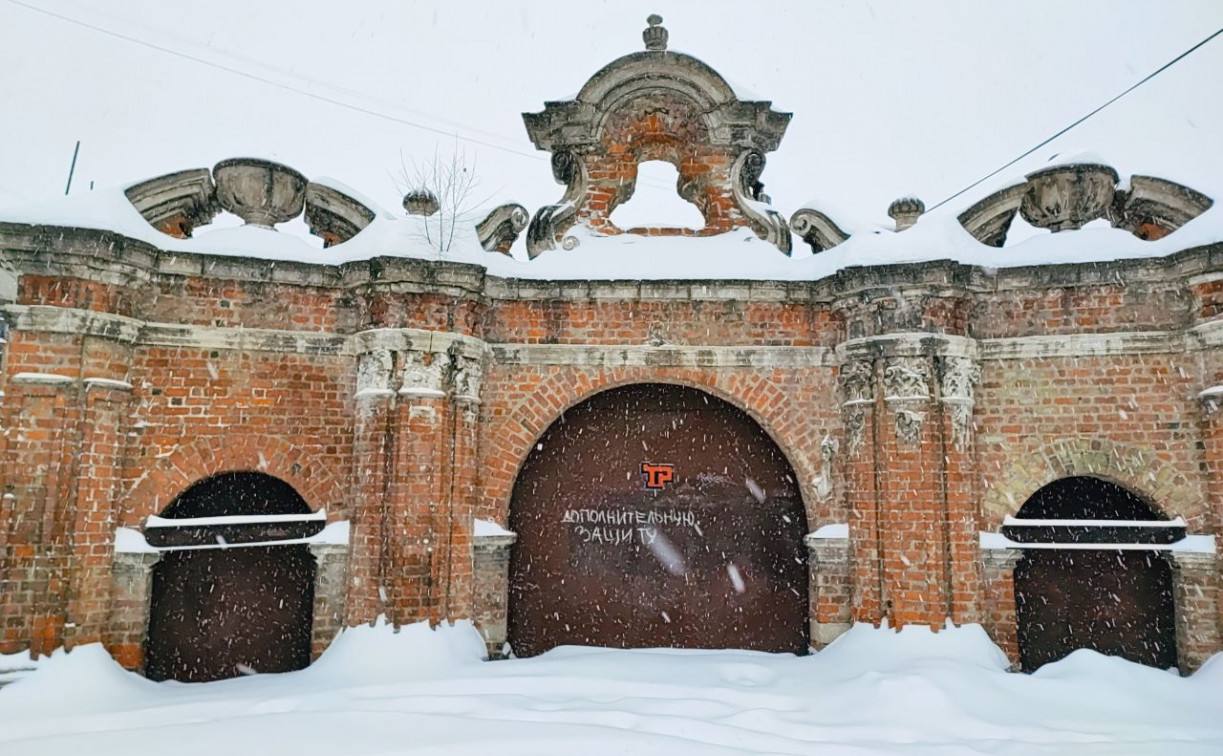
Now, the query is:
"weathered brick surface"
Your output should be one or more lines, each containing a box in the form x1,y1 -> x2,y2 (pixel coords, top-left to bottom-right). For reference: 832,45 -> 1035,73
1,227 -> 1222,675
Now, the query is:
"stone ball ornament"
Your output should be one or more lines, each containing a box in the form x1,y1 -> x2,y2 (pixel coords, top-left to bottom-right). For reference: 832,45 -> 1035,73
403,188 -> 441,217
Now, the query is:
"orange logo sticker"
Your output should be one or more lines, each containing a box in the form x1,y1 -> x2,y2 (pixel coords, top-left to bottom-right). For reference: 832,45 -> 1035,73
640,462 -> 675,490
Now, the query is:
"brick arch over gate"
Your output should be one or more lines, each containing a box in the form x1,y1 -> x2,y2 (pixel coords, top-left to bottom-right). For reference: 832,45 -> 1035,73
479,366 -> 828,527
981,437 -> 1205,529
124,434 -> 346,524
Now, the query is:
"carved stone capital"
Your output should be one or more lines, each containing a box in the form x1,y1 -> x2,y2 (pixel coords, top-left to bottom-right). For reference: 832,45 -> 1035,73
451,352 -> 484,404
1169,550 -> 1215,573
355,348 -> 394,397
1199,386 -> 1223,418
882,356 -> 930,401
883,357 -> 930,445
940,356 -> 982,452
400,349 -> 450,398
839,358 -> 874,456
980,546 -> 1023,572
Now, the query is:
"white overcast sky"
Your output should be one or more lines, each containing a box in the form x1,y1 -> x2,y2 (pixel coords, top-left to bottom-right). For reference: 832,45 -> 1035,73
0,0 -> 1220,225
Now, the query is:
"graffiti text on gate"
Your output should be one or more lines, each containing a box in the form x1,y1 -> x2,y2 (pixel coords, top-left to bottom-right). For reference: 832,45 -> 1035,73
562,508 -> 702,546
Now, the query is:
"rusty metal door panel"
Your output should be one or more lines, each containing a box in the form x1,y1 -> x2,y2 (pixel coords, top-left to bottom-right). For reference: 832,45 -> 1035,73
1016,550 -> 1177,672
145,545 -> 316,682
508,384 -> 808,657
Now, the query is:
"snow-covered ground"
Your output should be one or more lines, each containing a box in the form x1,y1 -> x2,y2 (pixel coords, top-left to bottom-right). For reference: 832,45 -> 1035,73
1,620 -> 1220,755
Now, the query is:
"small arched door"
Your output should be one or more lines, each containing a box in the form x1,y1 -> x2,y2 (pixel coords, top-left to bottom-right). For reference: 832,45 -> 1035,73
508,384 -> 809,656
1013,476 -> 1178,671
145,472 -> 316,682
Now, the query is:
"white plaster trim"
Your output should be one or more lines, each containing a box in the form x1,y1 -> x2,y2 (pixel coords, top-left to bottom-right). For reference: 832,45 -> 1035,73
10,372 -> 73,384
354,387 -> 395,399
1190,318 -> 1223,348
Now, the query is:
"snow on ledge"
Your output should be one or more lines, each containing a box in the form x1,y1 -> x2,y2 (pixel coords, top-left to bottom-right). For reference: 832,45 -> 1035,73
145,511 -> 327,528
1002,516 -> 1186,528
10,372 -> 73,384
113,527 -> 158,554
980,531 -> 1215,553
808,523 -> 849,539
115,518 -> 349,554
2,151 -> 1220,282
474,518 -> 514,538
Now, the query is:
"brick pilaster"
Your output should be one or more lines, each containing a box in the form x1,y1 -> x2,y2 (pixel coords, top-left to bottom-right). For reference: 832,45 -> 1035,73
0,367 -> 78,656
938,356 -> 983,624
805,532 -> 851,647
64,379 -> 132,649
879,354 -> 946,626
839,356 -> 881,623
980,547 -> 1022,667
1170,551 -> 1219,674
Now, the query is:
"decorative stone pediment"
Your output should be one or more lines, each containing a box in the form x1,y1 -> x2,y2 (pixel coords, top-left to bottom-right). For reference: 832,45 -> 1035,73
958,163 -> 1213,246
523,16 -> 792,257
122,158 -> 377,246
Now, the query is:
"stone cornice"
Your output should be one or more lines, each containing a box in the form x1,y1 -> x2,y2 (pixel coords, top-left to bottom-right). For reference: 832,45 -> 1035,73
5,221 -> 1222,306
2,304 -> 483,358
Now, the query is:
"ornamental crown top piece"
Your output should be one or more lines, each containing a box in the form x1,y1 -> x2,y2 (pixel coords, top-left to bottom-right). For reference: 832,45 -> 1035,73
643,14 -> 668,51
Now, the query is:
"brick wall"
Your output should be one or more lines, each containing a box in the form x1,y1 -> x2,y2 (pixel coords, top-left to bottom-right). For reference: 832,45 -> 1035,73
1,228 -> 1221,673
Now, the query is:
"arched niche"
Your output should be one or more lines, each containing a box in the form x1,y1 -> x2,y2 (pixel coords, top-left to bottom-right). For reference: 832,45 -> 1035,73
1012,476 -> 1177,672
507,383 -> 809,656
144,472 -> 317,682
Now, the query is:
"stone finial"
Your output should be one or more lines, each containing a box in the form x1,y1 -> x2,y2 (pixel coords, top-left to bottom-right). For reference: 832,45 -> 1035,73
1020,163 -> 1118,232
402,188 -> 440,217
213,158 -> 307,229
643,14 -> 668,51
888,196 -> 925,231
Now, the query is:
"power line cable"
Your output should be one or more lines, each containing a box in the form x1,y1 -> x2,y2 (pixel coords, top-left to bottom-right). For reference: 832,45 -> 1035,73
3,0 -> 682,192
929,26 -> 1223,212
3,0 -> 549,163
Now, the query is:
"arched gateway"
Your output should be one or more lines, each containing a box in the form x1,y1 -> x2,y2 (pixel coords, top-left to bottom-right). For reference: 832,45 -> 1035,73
1011,476 -> 1178,672
508,384 -> 809,656
144,472 -> 318,682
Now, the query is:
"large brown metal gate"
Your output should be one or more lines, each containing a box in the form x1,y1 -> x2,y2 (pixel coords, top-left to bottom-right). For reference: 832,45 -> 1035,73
508,384 -> 809,656
144,472 -> 317,682
1012,476 -> 1178,671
